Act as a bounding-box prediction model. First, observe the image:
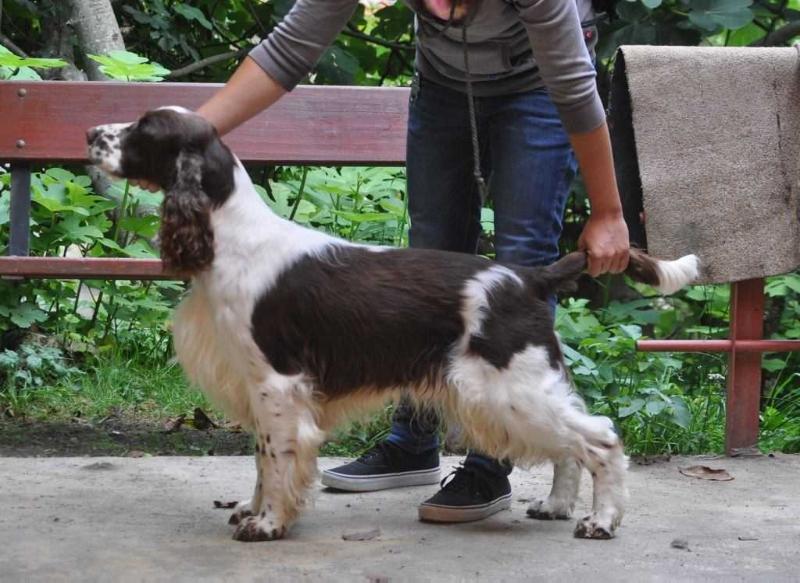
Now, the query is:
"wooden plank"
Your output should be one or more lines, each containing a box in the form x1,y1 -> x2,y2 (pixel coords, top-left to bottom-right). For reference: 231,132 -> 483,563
0,257 -> 177,280
0,81 -> 409,165
725,278 -> 765,455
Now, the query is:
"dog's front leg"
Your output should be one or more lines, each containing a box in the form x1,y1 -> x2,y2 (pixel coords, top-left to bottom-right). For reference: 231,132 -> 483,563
232,376 -> 323,542
527,458 -> 581,520
227,453 -> 262,526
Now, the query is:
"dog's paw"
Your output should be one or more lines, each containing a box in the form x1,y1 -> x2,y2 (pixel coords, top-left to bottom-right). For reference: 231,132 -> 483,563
232,515 -> 287,543
573,515 -> 616,540
228,501 -> 253,526
526,498 -> 573,521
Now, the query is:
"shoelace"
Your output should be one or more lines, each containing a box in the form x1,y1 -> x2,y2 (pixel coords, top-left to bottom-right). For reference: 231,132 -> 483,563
356,441 -> 396,464
439,465 -> 495,499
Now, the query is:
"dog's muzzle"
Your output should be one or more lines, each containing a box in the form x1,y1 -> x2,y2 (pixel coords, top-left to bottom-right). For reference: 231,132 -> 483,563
86,123 -> 129,174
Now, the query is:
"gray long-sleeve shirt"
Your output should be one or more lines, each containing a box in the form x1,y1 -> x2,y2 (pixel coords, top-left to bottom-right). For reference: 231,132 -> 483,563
249,0 -> 604,133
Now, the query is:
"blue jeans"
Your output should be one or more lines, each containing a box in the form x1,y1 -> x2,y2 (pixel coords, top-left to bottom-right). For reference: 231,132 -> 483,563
386,76 -> 577,477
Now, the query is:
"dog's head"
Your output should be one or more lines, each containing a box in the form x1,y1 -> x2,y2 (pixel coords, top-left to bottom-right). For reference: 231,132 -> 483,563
86,107 -> 236,275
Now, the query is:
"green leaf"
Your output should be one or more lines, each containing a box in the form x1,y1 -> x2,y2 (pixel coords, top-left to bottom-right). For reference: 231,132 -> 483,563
174,4 -> 213,29
561,343 -> 598,373
0,46 -> 67,70
120,215 -> 161,239
0,193 -> 9,226
96,238 -> 124,252
669,396 -> 693,429
10,303 -> 48,328
645,399 -> 667,415
0,350 -> 20,368
617,0 -> 651,22
333,210 -> 396,223
46,168 -> 76,182
619,398 -> 645,417
688,0 -> 753,31
123,240 -> 158,258
377,196 -> 406,216
88,51 -> 171,82
619,324 -> 643,340
763,358 -> 787,373
26,353 -> 43,370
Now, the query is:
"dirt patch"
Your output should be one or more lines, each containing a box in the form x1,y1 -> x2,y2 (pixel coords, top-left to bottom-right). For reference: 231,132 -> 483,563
0,417 -> 254,457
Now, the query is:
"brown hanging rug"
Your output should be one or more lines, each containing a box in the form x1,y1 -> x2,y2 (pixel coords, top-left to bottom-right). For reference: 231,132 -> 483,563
610,45 -> 800,284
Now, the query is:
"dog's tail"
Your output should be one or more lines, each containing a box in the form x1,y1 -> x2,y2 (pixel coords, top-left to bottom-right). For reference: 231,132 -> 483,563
541,249 -> 700,295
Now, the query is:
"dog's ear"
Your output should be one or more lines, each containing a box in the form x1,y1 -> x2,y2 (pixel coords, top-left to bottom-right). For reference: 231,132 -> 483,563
159,151 -> 215,275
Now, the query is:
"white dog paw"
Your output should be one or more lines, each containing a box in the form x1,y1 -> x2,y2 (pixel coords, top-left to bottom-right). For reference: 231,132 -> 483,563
526,498 -> 573,520
573,514 -> 618,540
227,501 -> 253,526
232,514 -> 287,542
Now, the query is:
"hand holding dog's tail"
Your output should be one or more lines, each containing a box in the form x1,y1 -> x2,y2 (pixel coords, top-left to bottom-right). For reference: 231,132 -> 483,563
543,249 -> 700,295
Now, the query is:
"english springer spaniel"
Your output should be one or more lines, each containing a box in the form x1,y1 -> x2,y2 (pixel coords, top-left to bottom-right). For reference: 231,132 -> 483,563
87,107 -> 699,542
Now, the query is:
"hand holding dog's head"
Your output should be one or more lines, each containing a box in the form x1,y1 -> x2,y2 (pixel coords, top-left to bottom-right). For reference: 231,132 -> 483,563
87,107 -> 236,275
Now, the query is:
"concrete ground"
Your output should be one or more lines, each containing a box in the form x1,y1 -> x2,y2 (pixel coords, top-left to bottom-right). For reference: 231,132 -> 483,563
0,455 -> 798,582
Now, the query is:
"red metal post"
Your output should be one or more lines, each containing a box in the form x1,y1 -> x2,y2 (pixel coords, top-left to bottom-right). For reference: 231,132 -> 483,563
725,278 -> 765,455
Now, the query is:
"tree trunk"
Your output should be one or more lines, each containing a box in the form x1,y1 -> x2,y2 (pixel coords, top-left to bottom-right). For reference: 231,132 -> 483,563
67,0 -> 126,194
67,0 -> 125,80
40,3 -> 86,82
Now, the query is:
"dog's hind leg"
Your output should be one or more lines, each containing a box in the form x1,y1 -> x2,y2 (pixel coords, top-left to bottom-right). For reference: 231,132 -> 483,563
232,373 -> 324,542
447,346 -> 627,538
526,457 -> 581,520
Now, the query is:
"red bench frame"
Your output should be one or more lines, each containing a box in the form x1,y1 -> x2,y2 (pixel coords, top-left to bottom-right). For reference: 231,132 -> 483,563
0,80 -> 409,278
2,80 -> 798,454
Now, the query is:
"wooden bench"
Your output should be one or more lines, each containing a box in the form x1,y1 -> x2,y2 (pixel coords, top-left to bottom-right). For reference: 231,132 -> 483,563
2,79 -> 796,455
0,80 -> 409,278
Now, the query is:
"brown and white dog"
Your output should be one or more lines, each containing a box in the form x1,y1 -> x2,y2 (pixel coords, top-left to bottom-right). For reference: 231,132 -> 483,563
87,107 -> 699,542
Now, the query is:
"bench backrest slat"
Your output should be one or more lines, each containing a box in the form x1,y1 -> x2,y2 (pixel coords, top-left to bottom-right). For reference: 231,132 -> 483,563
0,81 -> 409,165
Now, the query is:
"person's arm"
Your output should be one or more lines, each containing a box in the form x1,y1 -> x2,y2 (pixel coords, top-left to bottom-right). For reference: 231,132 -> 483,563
201,0 -> 359,135
197,57 -> 286,137
133,0 -> 357,190
516,0 -> 629,275
570,123 -> 629,276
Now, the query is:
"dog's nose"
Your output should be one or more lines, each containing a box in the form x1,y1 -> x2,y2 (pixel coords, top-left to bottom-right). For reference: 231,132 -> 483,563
86,127 -> 101,145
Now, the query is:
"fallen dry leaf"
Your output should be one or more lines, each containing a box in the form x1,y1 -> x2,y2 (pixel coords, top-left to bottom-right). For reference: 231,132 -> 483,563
632,454 -> 671,466
342,528 -> 380,541
738,535 -> 759,541
213,500 -> 239,509
671,537 -> 690,550
679,465 -> 734,481
82,461 -> 115,471
192,408 -> 217,430
162,414 -> 186,434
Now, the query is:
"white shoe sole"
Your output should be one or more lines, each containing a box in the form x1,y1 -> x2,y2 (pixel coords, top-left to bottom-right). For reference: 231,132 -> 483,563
418,492 -> 512,523
321,467 -> 441,492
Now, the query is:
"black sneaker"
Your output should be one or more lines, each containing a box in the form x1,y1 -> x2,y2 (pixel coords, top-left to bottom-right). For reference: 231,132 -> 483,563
321,442 -> 440,492
418,465 -> 512,523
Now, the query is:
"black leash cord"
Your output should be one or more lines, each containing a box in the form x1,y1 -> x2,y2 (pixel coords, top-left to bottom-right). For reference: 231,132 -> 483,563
417,1 -> 488,201
460,21 -> 488,201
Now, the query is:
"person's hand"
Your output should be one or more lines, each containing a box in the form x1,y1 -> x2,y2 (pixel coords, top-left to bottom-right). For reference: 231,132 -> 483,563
129,178 -> 161,192
578,211 -> 630,277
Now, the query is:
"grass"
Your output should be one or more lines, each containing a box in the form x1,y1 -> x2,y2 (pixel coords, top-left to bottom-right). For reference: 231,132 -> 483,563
1,348 -> 798,458
1,355 -> 208,423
